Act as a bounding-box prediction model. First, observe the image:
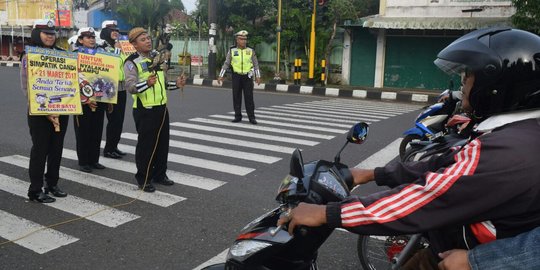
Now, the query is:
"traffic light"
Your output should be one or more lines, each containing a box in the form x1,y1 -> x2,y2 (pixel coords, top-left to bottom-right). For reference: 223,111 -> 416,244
318,0 -> 326,5
316,1 -> 329,24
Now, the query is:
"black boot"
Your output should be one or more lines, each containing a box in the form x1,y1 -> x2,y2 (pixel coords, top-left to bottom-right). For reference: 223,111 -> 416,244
28,191 -> 56,203
44,185 -> 68,197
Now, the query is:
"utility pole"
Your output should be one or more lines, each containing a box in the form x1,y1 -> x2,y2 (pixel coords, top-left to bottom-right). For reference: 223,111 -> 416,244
307,0 -> 316,85
273,0 -> 282,83
208,0 -> 217,79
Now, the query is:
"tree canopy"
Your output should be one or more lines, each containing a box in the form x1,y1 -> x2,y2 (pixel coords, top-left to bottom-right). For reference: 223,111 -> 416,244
512,0 -> 540,35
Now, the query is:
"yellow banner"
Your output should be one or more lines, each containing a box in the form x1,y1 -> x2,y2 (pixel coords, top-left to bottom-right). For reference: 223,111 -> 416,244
26,46 -> 81,115
118,35 -> 137,55
77,49 -> 121,104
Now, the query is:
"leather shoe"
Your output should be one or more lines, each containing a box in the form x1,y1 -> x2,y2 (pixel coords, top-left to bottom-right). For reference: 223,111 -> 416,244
231,118 -> 242,123
249,118 -> 257,125
92,163 -> 106,169
114,148 -> 127,156
104,151 -> 122,159
79,165 -> 92,173
153,176 -> 174,186
138,184 -> 156,193
28,192 -> 56,203
44,186 -> 67,197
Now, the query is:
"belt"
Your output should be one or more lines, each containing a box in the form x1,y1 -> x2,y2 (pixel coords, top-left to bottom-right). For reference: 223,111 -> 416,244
233,72 -> 249,75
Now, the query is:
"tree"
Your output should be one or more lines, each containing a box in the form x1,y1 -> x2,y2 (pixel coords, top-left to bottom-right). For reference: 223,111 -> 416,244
113,0 -> 184,33
511,0 -> 540,35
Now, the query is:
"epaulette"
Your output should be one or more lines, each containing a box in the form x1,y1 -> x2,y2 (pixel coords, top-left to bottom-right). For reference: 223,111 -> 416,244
125,52 -> 140,63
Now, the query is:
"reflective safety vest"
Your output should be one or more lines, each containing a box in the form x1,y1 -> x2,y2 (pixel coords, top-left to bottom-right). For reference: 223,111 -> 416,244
132,58 -> 167,108
230,47 -> 254,74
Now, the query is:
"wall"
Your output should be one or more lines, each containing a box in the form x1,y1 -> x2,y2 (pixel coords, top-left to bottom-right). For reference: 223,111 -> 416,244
349,28 -> 377,87
384,0 -> 513,17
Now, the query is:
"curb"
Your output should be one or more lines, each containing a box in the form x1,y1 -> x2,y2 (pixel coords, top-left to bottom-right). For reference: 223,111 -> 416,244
187,78 -> 440,104
0,61 -> 20,67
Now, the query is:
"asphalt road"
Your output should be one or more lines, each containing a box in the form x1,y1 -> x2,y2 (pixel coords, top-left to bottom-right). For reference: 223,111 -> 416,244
0,66 -> 421,269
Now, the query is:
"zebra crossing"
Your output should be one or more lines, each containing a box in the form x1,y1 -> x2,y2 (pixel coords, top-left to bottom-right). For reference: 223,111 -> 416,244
0,98 -> 422,254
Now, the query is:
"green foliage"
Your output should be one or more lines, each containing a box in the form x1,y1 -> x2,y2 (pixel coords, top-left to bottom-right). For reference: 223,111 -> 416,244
512,0 -> 540,35
114,0 -> 184,31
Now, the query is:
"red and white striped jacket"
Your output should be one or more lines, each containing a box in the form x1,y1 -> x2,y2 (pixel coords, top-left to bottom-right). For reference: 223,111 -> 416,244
327,111 -> 540,250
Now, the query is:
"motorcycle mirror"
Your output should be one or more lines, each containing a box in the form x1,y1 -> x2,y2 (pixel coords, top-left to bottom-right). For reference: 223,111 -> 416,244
347,122 -> 369,144
289,148 -> 304,179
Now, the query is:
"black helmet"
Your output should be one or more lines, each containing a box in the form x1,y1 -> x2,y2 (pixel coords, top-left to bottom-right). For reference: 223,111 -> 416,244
434,27 -> 540,118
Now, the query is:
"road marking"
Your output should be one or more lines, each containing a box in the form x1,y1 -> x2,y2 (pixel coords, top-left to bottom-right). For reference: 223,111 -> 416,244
189,118 -> 335,140
0,210 -> 79,254
168,130 -> 297,154
114,143 -> 255,176
192,249 -> 229,270
354,139 -> 401,169
311,99 -> 422,111
210,115 -> 348,134
0,174 -> 140,228
1,155 -> 185,207
259,107 -> 386,122
171,122 -> 319,146
284,103 -> 401,116
121,133 -> 281,164
253,109 -> 377,124
270,105 -> 389,119
63,149 -> 226,191
229,112 -> 359,128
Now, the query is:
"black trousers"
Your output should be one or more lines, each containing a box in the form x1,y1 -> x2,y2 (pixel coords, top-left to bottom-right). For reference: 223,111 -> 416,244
27,114 -> 69,194
73,103 -> 105,166
104,90 -> 126,153
232,73 -> 255,120
132,103 -> 169,186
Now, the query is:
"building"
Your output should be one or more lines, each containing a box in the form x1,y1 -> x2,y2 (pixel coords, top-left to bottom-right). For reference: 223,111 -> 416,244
342,0 -> 514,91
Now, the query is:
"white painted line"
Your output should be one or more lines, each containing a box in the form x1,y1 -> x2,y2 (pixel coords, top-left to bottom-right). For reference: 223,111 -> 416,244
189,118 -> 335,140
0,210 -> 79,254
315,98 -> 422,110
305,101 -> 416,114
192,249 -> 229,270
254,109 -> 376,124
170,122 -> 319,146
254,83 -> 265,90
63,149 -> 226,191
381,92 -> 397,100
325,88 -> 340,96
299,86 -> 313,94
412,94 -> 429,102
210,114 -> 347,134
230,112 -> 356,128
354,139 -> 401,169
0,173 -> 140,228
276,84 -> 288,92
352,90 -> 367,98
113,143 -> 255,176
281,103 -> 398,117
121,133 -> 281,164
193,78 -> 204,85
168,130 -> 296,154
265,106 -> 388,121
2,155 -> 185,207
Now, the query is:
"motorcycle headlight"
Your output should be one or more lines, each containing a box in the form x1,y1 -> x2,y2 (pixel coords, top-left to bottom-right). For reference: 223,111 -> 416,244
227,240 -> 272,261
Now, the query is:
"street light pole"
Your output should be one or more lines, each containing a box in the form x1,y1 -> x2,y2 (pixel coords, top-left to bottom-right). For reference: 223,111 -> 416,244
307,0 -> 316,85
208,0 -> 217,79
274,0 -> 282,82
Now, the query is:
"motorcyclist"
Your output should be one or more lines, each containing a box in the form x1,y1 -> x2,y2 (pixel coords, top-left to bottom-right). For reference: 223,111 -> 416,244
279,27 -> 540,269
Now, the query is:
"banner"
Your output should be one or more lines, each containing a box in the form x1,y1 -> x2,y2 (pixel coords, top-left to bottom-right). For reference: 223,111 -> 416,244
26,46 -> 81,115
118,35 -> 137,56
77,48 -> 121,104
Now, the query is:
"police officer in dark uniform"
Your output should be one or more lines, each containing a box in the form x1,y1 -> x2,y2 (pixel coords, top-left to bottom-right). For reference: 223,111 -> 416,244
123,27 -> 185,192
100,20 -> 127,159
20,20 -> 68,203
218,30 -> 261,124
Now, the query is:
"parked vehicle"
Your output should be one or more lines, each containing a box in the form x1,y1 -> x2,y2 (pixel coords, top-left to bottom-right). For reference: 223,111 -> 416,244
202,122 -> 370,270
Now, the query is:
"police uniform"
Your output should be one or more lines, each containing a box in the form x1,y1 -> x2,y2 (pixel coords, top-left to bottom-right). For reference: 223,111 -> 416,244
99,20 -> 127,159
21,20 -> 69,203
73,27 -> 107,173
123,27 -> 178,192
219,30 -> 261,124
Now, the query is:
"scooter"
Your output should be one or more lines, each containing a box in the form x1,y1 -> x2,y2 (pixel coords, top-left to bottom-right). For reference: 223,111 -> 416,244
202,122 -> 370,270
399,89 -> 460,159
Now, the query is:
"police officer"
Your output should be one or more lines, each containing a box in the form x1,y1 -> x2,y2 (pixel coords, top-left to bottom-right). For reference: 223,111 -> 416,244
123,27 -> 185,192
218,30 -> 261,124
21,20 -> 68,203
100,20 -> 127,159
73,27 -> 107,173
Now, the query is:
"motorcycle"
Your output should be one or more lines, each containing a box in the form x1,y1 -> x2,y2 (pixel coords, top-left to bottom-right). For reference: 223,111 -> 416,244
202,122 -> 370,270
399,90 -> 460,159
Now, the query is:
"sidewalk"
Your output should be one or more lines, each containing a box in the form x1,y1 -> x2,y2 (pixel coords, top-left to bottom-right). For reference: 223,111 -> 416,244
0,61 -> 20,67
184,77 -> 441,104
